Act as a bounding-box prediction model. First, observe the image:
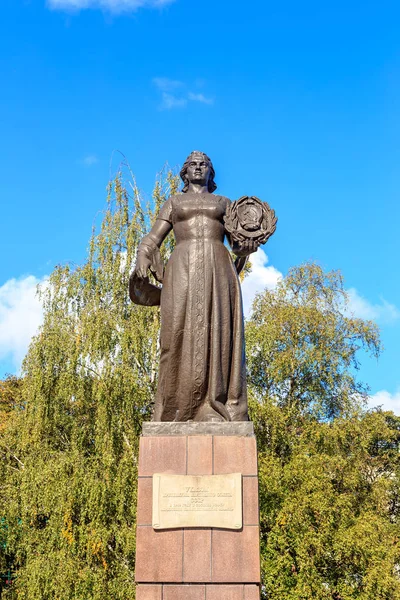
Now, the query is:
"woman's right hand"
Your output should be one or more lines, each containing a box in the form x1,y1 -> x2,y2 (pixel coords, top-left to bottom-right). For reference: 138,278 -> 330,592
134,254 -> 151,279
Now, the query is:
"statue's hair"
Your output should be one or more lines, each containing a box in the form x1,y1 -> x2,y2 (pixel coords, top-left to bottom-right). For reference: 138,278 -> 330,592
180,151 -> 217,193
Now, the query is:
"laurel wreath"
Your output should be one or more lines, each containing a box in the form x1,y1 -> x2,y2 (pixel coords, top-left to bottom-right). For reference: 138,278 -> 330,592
224,196 -> 278,245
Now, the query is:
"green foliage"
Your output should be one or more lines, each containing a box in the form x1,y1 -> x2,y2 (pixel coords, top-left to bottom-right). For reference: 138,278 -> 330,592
0,166 -> 179,599
0,376 -> 23,435
0,376 -> 24,587
245,266 -> 400,599
246,264 -> 381,420
254,408 -> 400,599
0,170 -> 399,599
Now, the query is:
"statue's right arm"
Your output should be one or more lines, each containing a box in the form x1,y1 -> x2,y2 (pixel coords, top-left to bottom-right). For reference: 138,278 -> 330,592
134,218 -> 173,281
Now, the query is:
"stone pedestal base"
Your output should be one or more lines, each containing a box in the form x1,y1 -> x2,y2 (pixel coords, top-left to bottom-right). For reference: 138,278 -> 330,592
136,584 -> 260,599
135,423 -> 260,600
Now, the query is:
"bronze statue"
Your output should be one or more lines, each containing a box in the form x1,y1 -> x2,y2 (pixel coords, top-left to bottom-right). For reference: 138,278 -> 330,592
130,151 -> 277,423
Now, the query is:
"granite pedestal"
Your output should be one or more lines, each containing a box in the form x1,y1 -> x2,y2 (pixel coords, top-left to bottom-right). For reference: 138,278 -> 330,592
135,422 -> 261,600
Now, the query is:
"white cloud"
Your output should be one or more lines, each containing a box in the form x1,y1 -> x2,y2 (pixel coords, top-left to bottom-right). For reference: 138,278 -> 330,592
160,92 -> 187,110
241,248 -> 282,318
153,78 -> 187,110
153,77 -> 184,92
153,77 -> 214,110
368,389 -> 400,414
347,287 -> 400,323
0,276 -> 47,372
47,0 -> 175,13
188,92 -> 213,105
81,154 -> 99,167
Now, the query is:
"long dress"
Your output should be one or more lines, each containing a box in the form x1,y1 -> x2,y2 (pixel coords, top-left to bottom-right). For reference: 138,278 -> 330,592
152,192 -> 248,422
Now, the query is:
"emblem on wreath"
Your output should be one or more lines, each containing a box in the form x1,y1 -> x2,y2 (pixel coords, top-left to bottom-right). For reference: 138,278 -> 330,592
224,196 -> 278,245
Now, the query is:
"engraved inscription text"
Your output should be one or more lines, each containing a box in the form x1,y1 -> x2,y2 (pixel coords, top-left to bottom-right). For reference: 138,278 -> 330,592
152,473 -> 242,530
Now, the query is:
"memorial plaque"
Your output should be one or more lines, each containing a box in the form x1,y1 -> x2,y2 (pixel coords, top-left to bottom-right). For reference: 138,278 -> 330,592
152,473 -> 242,530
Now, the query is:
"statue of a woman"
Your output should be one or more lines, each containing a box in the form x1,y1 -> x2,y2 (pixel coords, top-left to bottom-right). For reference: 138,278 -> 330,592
132,151 -> 262,423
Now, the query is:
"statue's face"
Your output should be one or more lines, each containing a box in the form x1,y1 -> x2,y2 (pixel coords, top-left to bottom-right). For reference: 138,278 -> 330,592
186,155 -> 211,188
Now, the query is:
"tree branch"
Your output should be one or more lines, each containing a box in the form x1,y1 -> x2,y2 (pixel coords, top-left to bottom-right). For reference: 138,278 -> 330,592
2,445 -> 24,469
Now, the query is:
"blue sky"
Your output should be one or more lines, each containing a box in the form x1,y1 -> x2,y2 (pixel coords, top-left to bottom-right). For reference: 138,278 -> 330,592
1,0 -> 399,410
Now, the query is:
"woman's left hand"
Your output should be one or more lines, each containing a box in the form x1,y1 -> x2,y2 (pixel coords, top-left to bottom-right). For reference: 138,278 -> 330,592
234,239 -> 260,256
244,240 -> 259,254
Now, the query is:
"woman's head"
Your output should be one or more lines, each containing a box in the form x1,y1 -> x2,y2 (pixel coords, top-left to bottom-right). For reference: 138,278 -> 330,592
180,151 -> 217,193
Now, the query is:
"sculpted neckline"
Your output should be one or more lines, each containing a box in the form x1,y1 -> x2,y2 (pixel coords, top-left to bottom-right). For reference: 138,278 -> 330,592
178,191 -> 215,196
172,193 -> 225,202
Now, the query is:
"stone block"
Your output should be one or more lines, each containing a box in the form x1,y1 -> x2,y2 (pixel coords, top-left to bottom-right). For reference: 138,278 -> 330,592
243,476 -> 259,526
206,584 -> 244,599
183,529 -> 212,582
135,584 -> 162,600
137,478 -> 152,525
213,436 -> 257,476
138,436 -> 187,476
135,527 -> 183,582
163,584 -> 205,600
211,527 -> 260,583
244,584 -> 260,599
142,422 -> 254,436
187,436 -> 213,475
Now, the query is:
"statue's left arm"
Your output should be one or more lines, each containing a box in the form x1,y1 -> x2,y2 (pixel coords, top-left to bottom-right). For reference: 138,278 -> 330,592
228,238 -> 259,277
222,197 -> 259,276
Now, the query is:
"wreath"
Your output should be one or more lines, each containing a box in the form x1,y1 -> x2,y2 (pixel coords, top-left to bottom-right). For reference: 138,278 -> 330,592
224,196 -> 278,245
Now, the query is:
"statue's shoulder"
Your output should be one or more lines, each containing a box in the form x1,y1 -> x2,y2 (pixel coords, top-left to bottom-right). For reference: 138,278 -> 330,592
157,196 -> 175,222
160,193 -> 183,207
157,193 -> 185,221
167,193 -> 186,206
217,195 -> 231,209
168,193 -> 183,202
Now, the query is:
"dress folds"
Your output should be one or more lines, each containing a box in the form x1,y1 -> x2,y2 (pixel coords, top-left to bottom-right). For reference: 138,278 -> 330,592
152,193 -> 248,422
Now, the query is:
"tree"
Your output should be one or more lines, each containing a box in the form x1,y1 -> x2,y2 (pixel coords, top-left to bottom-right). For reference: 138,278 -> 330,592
0,376 -> 23,436
245,266 -> 400,599
0,165 -> 179,599
254,410 -> 400,599
0,376 -> 24,592
246,264 -> 381,422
